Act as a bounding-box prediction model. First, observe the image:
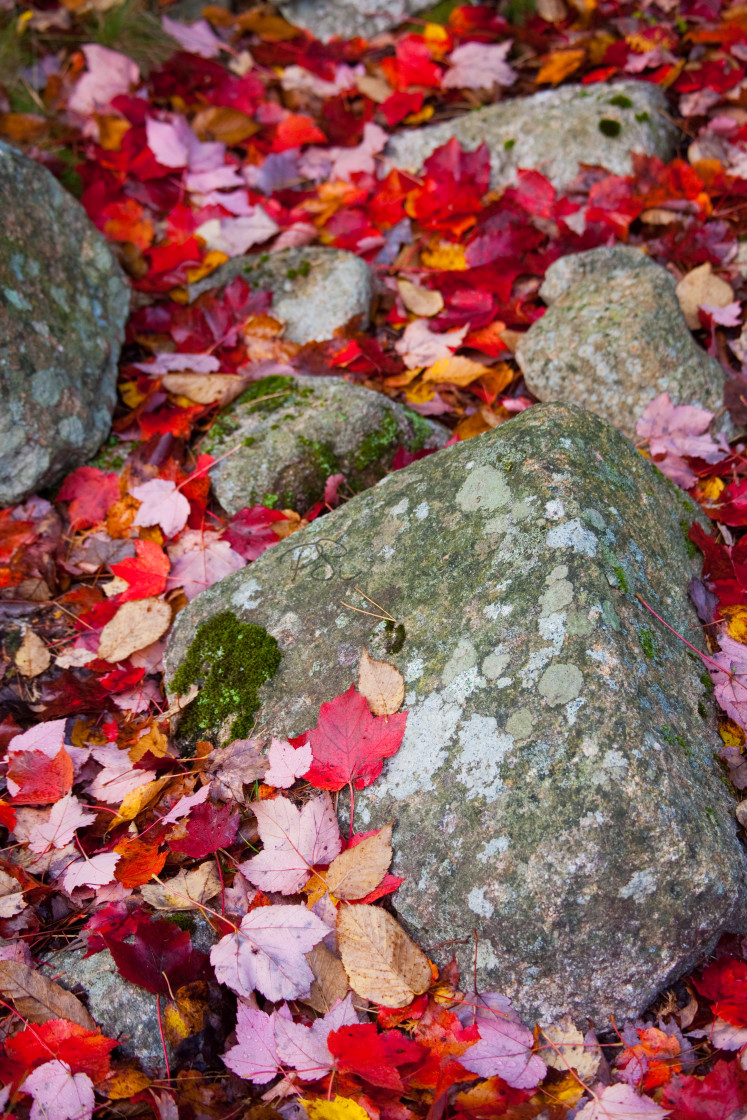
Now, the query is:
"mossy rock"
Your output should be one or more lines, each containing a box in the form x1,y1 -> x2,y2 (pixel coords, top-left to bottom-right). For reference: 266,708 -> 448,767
165,402 -> 747,1027
203,372 -> 448,515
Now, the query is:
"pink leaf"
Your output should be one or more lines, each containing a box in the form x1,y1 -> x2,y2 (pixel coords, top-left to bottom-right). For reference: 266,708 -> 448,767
240,792 -> 341,894
460,995 -> 546,1090
702,300 -> 742,327
23,1060 -> 94,1120
636,392 -> 729,488
162,15 -> 225,57
62,853 -> 120,893
10,720 -> 66,756
395,320 -> 468,370
131,479 -> 190,538
575,1083 -> 670,1120
329,122 -> 388,182
222,1003 -> 280,1084
159,785 -> 210,826
196,211 -> 280,257
166,531 -> 245,601
68,44 -> 139,116
145,116 -> 191,168
274,995 -> 359,1080
28,795 -> 96,853
210,905 -> 329,1000
442,41 -> 516,90
87,746 -> 156,804
264,738 -> 313,789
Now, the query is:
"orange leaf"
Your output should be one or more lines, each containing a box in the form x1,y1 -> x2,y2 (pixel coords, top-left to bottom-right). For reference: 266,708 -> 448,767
114,837 -> 167,888
8,749 -> 73,805
535,49 -> 586,85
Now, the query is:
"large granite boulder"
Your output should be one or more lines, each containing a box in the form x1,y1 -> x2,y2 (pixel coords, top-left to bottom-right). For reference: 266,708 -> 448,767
387,81 -> 677,190
165,403 -> 747,1027
516,246 -> 725,440
278,0 -> 424,40
0,142 -> 130,507
189,246 -> 373,345
203,372 -> 448,514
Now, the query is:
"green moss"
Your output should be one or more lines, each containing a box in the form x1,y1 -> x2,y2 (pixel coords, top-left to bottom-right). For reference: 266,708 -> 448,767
242,436 -> 256,448
403,407 -> 434,453
659,724 -> 693,758
354,411 -> 400,472
635,110 -> 651,123
164,912 -> 196,931
681,519 -> 697,558
384,621 -> 406,654
598,119 -> 622,138
611,565 -> 629,593
241,375 -> 295,417
698,700 -> 709,720
504,138 -> 516,150
171,612 -> 282,744
608,94 -> 633,109
262,493 -> 279,509
299,436 -> 340,480
639,627 -> 656,659
701,671 -> 714,693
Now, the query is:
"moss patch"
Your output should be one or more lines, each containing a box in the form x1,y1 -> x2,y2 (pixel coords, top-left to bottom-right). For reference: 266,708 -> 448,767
639,627 -> 656,659
354,411 -> 400,472
171,611 -> 282,744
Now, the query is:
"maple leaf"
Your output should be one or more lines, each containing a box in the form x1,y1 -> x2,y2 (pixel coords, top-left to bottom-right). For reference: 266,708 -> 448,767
68,44 -> 139,115
222,1003 -> 280,1084
241,792 -> 341,894
459,993 -> 546,1090
224,507 -> 289,562
57,468 -> 120,529
166,530 -> 245,601
162,15 -> 225,57
27,794 -> 96,853
130,479 -> 190,538
159,785 -> 210,825
636,393 -> 728,489
265,738 -> 313,788
660,1059 -> 746,1120
395,320 -> 469,370
442,41 -> 516,90
210,905 -> 329,1000
111,540 -> 170,602
7,1020 -> 117,1082
170,800 -> 239,858
574,1083 -> 669,1120
22,1059 -> 95,1120
694,956 -> 747,1026
104,917 -> 206,996
87,746 -> 156,804
275,994 -> 359,1080
327,1022 -> 426,1090
304,686 -> 407,792
7,749 -> 73,805
62,853 -> 120,893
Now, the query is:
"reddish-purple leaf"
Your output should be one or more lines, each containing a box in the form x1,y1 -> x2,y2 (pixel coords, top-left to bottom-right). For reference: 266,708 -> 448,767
170,800 -> 239,858
104,916 -> 207,996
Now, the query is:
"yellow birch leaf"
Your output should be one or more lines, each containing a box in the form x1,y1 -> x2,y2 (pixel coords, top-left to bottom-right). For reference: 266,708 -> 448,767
98,598 -> 172,663
303,1098 -> 371,1120
104,1069 -> 152,1099
161,372 -> 245,405
535,49 -> 586,86
420,241 -> 467,270
326,823 -> 393,900
422,355 -> 491,387
337,903 -> 432,1007
116,777 -> 169,821
675,262 -> 734,329
129,722 -> 169,763
358,649 -> 405,717
723,606 -> 747,644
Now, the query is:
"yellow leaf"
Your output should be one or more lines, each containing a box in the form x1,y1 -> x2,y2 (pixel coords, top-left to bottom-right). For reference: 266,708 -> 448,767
141,863 -> 221,910
455,412 -> 494,440
540,1014 -> 601,1080
724,606 -> 747,645
358,649 -> 405,717
337,904 -> 432,1007
420,240 -> 467,270
96,116 -> 130,151
326,823 -> 393,901
104,1069 -> 152,1100
119,381 -> 146,409
720,716 -> 746,750
129,722 -> 169,763
116,777 -> 169,821
404,379 -> 436,405
98,597 -> 172,663
699,474 -> 725,504
191,105 -> 261,145
423,22 -> 450,55
535,49 -> 586,86
186,250 -> 229,283
422,355 -> 491,387
303,871 -> 329,909
303,1097 -> 371,1120
397,278 -> 444,318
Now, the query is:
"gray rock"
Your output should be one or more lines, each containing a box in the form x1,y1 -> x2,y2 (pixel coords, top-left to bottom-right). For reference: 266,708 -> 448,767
189,246 -> 373,345
203,372 -> 448,515
165,403 -> 747,1027
278,0 -> 424,40
0,141 -> 130,506
386,81 -> 677,190
515,246 -> 725,440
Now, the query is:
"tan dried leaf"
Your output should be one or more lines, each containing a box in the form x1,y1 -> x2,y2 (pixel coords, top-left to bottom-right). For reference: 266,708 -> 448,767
355,73 -> 393,103
14,629 -> 51,678
98,597 -> 172,663
161,372 -> 247,406
536,0 -> 567,19
676,262 -> 734,329
303,943 -> 350,1013
541,1015 -> 601,1081
0,961 -> 95,1029
422,354 -> 492,387
141,863 -> 221,910
398,279 -> 444,318
358,649 -> 404,717
326,823 -> 393,900
337,903 -> 432,1007
0,869 -> 26,918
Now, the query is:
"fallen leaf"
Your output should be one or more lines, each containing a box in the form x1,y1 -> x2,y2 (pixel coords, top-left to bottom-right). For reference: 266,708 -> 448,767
8,749 -> 73,805
303,1096 -> 371,1120
327,1021 -> 426,1090
131,479 -> 190,538
574,1083 -> 669,1120
304,686 -> 407,792
141,863 -> 221,909
104,1069 -> 152,1099
62,853 -> 120,892
397,279 -> 444,317
161,372 -> 246,405
210,905 -> 329,1000
98,598 -> 172,663
422,355 -> 492,388
337,904 -> 432,1007
303,943 -> 350,1013
326,824 -> 393,901
442,41 -> 516,90
14,629 -> 51,678
358,649 -> 405,717
395,319 -> 468,369
170,799 -> 240,858
460,994 -> 546,1090
265,737 -> 313,788
222,1003 -> 280,1085
535,48 -> 585,86
191,105 -> 260,144
676,262 -> 734,329
275,994 -> 360,1081
116,777 -> 170,821
104,916 -> 206,996
541,1015 -> 601,1080
0,961 -> 95,1029
241,792 -> 341,894
22,1059 -> 95,1120
27,794 -> 96,853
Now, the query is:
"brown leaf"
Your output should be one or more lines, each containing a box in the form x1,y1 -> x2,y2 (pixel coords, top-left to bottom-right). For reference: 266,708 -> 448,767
161,372 -> 247,406
303,943 -> 350,1013
358,649 -> 404,717
98,597 -> 172,662
14,629 -> 51,678
337,904 -> 432,1008
0,961 -> 95,1029
326,823 -> 393,900
397,279 -> 444,318
675,262 -> 734,329
141,863 -> 221,910
191,106 -> 261,145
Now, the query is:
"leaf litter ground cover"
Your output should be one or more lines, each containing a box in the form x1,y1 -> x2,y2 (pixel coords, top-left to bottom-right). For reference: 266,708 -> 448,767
7,0 -> 747,1116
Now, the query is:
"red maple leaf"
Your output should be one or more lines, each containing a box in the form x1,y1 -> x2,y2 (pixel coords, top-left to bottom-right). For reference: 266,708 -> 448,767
5,1020 -> 117,1082
303,686 -> 407,792
104,916 -> 207,996
408,1004 -> 480,1101
660,1059 -> 747,1120
110,539 -> 170,601
7,748 -> 73,805
57,467 -> 120,529
327,1023 -> 426,1091
694,956 -> 747,1026
170,800 -> 239,858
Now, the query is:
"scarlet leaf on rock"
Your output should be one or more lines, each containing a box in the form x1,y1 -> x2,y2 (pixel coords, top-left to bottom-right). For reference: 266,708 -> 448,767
304,686 -> 407,791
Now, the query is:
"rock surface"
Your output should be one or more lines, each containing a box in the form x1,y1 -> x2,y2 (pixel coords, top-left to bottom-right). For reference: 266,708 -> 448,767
516,246 -> 725,440
189,246 -> 373,345
203,372 -> 448,515
166,402 -> 747,1027
387,81 -> 677,190
0,141 -> 130,506
278,0 -> 424,40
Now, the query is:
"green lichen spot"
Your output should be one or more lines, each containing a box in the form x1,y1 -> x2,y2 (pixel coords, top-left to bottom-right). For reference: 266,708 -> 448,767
403,407 -> 433,453
598,118 -> 622,138
701,671 -> 714,693
608,94 -> 633,108
504,139 -> 516,150
262,493 -> 279,509
171,612 -> 282,744
659,724 -> 693,758
241,375 -> 295,417
639,627 -> 656,658
680,520 -> 697,558
354,411 -> 400,472
299,436 -> 340,479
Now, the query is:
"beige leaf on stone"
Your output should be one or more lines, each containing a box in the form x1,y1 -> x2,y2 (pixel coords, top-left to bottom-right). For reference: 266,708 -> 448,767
541,1015 -> 601,1081
0,870 -> 26,918
326,823 -> 393,901
161,372 -> 246,406
358,649 -> 404,717
675,262 -> 734,329
398,279 -> 444,318
98,597 -> 172,663
303,943 -> 350,1013
14,629 -> 50,678
337,903 -> 432,1007
0,961 -> 95,1029
141,863 -> 221,910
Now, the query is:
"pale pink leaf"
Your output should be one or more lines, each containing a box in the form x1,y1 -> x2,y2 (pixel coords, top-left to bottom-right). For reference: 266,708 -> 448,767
166,531 -> 246,601
28,794 -> 96,853
162,16 -> 225,57
395,320 -> 468,370
195,211 -> 280,256
134,353 -> 221,376
222,1002 -> 280,1084
210,905 -> 329,1000
23,1061 -> 94,1120
329,122 -> 388,182
87,746 -> 156,804
275,994 -> 358,1080
68,44 -> 139,115
690,1016 -> 747,1050
9,719 -> 66,755
240,792 -> 341,894
636,392 -> 728,488
146,116 -> 191,168
62,853 -> 120,893
160,785 -> 210,826
575,1083 -> 669,1120
265,738 -> 313,789
442,41 -> 516,90
460,996 -> 546,1090
702,300 -> 742,327
131,479 -> 190,537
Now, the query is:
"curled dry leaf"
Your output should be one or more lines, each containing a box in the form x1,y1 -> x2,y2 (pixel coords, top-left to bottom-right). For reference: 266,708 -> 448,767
0,960 -> 96,1030
161,371 -> 247,406
326,824 -> 393,901
541,1015 -> 601,1081
14,628 -> 51,678
337,903 -> 432,1008
303,943 -> 351,1014
397,278 -> 444,318
358,649 -> 405,718
98,597 -> 172,663
675,262 -> 734,329
141,863 -> 221,910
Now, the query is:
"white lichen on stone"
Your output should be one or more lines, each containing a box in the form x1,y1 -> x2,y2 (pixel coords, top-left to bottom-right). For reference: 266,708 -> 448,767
455,714 -> 513,800
618,869 -> 657,901
414,501 -> 430,520
545,499 -> 565,520
442,638 -> 478,687
456,465 -> 511,513
478,836 -> 510,861
538,663 -> 584,706
405,655 -> 425,682
505,707 -> 535,739
482,648 -> 510,681
231,578 -> 262,610
546,518 -> 598,557
468,886 -> 495,918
